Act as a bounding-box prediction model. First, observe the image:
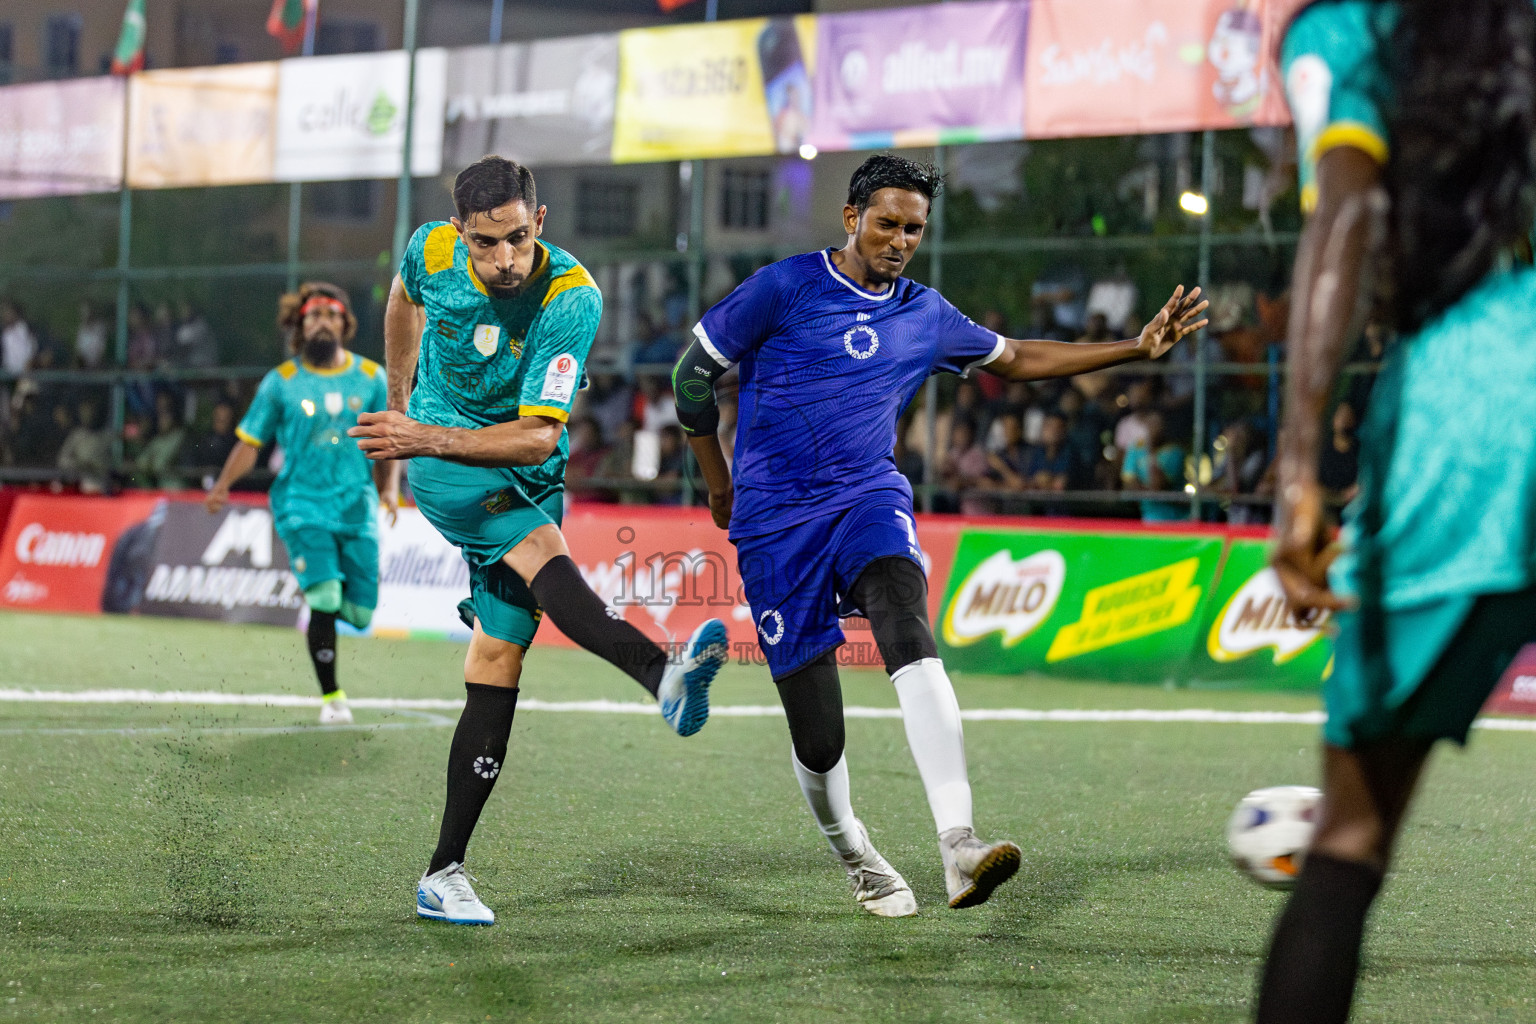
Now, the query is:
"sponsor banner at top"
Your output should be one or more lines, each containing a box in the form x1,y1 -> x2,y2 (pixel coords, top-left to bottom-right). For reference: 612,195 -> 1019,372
127,63 -> 279,189
611,17 -> 816,163
1023,0 -> 1294,139
443,35 -> 618,170
0,77 -> 124,200
274,49 -> 447,182
810,0 -> 1029,152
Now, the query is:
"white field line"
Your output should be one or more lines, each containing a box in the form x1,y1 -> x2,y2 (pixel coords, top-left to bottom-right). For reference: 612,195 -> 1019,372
1,687 -> 1534,733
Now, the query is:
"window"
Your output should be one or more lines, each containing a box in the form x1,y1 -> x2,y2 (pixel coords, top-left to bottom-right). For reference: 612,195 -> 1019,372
720,168 -> 770,231
0,24 -> 13,85
316,20 -> 380,55
44,14 -> 82,78
308,180 -> 379,222
576,180 -> 639,238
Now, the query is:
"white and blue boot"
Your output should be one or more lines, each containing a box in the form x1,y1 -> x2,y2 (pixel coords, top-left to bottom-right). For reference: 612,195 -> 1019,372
417,862 -> 495,925
657,618 -> 728,737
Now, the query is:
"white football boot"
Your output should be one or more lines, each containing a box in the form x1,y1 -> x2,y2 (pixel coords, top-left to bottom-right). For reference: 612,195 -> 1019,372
657,619 -> 727,737
416,862 -> 495,926
839,820 -> 918,918
318,694 -> 353,725
941,826 -> 1021,909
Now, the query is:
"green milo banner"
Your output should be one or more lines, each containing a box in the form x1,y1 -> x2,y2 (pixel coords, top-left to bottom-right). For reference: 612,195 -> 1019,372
936,528 -> 1332,688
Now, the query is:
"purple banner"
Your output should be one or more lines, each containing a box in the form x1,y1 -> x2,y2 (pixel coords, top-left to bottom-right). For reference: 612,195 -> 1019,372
810,0 -> 1028,152
0,77 -> 125,200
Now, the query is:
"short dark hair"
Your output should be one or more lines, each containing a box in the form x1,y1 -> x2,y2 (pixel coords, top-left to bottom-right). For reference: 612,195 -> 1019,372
846,154 -> 944,212
453,156 -> 538,222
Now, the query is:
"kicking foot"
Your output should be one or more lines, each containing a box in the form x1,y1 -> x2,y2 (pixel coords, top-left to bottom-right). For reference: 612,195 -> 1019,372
942,826 -> 1021,909
417,862 -> 495,925
657,618 -> 727,737
839,820 -> 918,918
319,693 -> 353,725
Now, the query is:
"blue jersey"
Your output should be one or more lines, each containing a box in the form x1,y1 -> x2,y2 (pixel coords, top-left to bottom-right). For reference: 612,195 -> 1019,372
696,249 -> 1003,539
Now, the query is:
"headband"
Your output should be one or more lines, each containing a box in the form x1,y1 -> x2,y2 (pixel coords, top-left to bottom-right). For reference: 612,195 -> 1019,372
300,296 -> 348,317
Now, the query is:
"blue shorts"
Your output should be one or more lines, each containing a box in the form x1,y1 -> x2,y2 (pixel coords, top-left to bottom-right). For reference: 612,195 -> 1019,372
733,498 -> 924,680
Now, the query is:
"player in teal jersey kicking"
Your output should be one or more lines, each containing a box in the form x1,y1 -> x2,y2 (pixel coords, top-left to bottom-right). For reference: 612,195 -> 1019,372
206,281 -> 392,726
1258,2 -> 1536,1021
348,156 -> 726,925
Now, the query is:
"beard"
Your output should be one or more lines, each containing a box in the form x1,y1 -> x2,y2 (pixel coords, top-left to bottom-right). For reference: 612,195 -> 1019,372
303,332 -> 340,366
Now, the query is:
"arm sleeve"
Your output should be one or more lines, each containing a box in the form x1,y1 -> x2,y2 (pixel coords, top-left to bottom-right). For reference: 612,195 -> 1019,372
1282,4 -> 1390,214
693,265 -> 781,367
397,222 -> 437,305
928,294 -> 1006,377
235,371 -> 281,448
671,335 -> 730,438
518,286 -> 602,423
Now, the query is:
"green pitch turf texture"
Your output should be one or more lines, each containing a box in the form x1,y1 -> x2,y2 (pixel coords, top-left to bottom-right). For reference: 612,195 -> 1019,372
3,613 -> 1535,1023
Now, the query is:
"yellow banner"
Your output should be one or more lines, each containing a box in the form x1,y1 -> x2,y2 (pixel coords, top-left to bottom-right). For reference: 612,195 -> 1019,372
1046,557 -> 1204,662
612,17 -> 814,163
127,63 -> 278,188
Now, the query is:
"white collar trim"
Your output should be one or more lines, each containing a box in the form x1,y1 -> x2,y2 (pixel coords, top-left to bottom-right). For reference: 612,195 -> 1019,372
819,249 -> 896,302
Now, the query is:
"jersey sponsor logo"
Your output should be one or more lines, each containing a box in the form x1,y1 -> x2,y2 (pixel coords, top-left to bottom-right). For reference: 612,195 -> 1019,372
758,608 -> 785,646
473,324 -> 502,358
1207,567 -> 1329,665
324,392 -> 343,416
856,311 -> 871,322
942,549 -> 1066,647
541,353 -> 579,402
348,395 -> 363,411
843,324 -> 880,360
15,523 -> 107,568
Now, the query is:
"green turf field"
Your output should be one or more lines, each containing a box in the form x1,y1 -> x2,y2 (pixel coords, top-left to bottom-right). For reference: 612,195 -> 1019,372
2,612 -> 1535,1023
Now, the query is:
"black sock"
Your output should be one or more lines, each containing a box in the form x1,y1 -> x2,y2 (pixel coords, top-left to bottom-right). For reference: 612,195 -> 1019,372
1255,853 -> 1385,1024
306,611 -> 338,696
428,683 -> 518,875
529,555 -> 667,696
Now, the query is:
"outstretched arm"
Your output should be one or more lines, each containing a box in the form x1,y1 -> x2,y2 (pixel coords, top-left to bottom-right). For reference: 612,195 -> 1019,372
384,275 -> 425,413
1270,147 -> 1386,619
983,286 -> 1208,381
205,441 -> 259,514
349,411 -> 563,469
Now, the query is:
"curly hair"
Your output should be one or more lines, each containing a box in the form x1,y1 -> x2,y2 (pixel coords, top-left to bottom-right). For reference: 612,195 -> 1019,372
845,154 -> 944,213
1379,0 -> 1536,332
278,281 -> 357,356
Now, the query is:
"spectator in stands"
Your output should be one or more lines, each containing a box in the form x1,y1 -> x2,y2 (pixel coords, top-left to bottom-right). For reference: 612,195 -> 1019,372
986,412 -> 1030,490
983,380 -> 1033,449
57,398 -> 112,493
125,305 -> 158,370
597,419 -> 646,504
654,424 -> 687,504
582,373 -> 634,444
633,312 -> 682,367
636,374 -> 679,431
170,301 -> 218,369
893,430 -> 925,493
133,392 -> 186,489
907,377 -> 981,459
1121,409 -> 1188,522
941,418 -> 992,515
564,416 -> 609,497
1071,312 -> 1118,402
1318,401 -> 1361,505
181,400 -> 239,475
1113,378 -> 1158,456
1057,386 -> 1109,489
974,311 -> 1010,402
1021,412 -> 1074,493
1212,419 -> 1269,525
1,301 -> 36,376
75,302 -> 109,369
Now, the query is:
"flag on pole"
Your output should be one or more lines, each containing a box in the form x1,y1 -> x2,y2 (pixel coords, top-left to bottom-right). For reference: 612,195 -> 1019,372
267,0 -> 318,55
110,0 -> 147,75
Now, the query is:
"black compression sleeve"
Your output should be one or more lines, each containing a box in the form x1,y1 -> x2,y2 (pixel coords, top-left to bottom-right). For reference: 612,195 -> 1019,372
672,335 -> 729,437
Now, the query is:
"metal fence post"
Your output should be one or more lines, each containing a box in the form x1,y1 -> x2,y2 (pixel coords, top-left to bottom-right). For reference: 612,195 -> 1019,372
1191,129 -> 1214,521
391,0 -> 421,270
921,145 -> 947,514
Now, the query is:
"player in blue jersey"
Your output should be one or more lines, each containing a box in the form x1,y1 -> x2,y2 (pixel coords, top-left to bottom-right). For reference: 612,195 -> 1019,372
348,157 -> 727,925
1258,3 -> 1536,1021
674,155 -> 1207,916
206,282 -> 390,726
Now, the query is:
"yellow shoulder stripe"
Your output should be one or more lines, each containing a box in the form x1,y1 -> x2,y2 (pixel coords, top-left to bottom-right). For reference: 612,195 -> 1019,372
234,426 -> 263,448
276,359 -> 298,380
543,265 -> 597,308
1311,121 -> 1389,167
358,357 -> 382,379
423,223 -> 460,276
519,405 -> 570,423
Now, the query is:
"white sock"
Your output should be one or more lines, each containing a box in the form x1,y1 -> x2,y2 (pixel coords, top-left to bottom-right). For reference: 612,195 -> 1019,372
891,657 -> 973,835
791,750 -> 863,860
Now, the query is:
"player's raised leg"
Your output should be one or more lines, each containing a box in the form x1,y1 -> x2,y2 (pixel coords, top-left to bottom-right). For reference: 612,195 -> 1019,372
848,554 -> 1021,909
777,651 -> 916,917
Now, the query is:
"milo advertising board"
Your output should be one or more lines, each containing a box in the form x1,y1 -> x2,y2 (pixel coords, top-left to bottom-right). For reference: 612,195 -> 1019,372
1193,538 -> 1333,688
937,527 -> 1224,682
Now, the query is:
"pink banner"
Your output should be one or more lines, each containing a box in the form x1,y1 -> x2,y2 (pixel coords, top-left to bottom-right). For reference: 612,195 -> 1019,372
0,77 -> 125,199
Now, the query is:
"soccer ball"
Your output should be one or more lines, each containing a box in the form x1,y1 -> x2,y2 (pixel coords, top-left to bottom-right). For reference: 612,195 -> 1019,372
1226,785 -> 1321,889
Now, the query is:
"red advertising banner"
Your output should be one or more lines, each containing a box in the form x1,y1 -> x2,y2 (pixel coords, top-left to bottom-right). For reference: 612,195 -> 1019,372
1482,644 -> 1536,717
0,494 -> 164,613
1023,0 -> 1295,140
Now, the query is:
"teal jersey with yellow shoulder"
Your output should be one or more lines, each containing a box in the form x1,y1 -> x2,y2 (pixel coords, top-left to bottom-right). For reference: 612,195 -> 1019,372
237,353 -> 388,537
398,221 -> 601,495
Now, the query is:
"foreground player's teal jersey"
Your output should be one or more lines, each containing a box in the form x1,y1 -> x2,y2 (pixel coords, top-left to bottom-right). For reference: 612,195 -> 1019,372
237,353 -> 387,536
399,222 -> 601,495
1283,0 -> 1536,609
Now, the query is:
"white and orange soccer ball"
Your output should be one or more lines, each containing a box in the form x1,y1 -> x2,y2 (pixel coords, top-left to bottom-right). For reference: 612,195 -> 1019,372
1226,785 -> 1321,889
